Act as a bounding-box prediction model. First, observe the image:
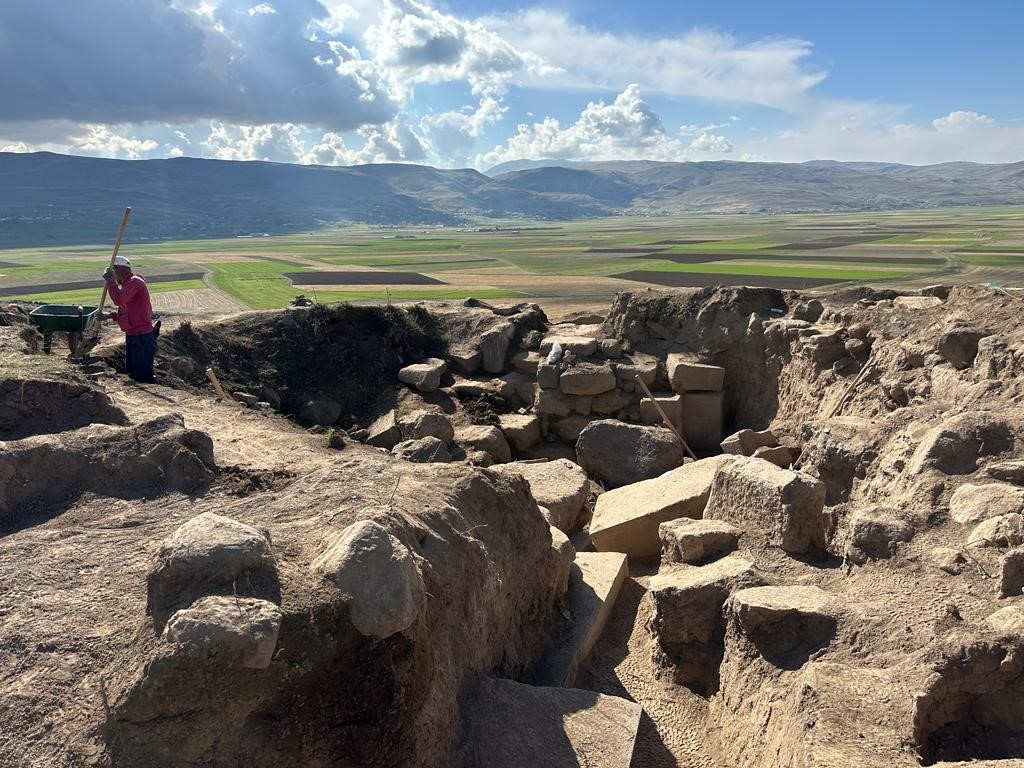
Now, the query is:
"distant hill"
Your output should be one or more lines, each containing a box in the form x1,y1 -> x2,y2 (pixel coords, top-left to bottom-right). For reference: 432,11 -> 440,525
1,151 -> 1023,246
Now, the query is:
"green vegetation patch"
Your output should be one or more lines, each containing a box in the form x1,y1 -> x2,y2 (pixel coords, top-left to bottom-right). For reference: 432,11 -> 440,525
2,279 -> 207,305
645,261 -> 930,282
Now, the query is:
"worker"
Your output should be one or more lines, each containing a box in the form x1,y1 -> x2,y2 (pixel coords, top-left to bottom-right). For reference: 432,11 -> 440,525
103,255 -> 157,383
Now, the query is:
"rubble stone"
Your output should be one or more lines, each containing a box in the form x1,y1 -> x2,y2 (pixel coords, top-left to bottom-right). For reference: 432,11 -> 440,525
406,411 -> 455,444
398,358 -> 447,393
492,459 -> 590,533
949,483 -> 1024,524
937,326 -> 990,369
966,513 -> 1024,549
456,425 -> 512,465
720,428 -> 777,456
559,363 -> 616,396
164,596 -> 281,669
497,414 -> 541,453
311,519 -> 424,639
999,548 -> 1024,597
576,420 -> 684,489
393,436 -> 451,463
845,507 -> 914,565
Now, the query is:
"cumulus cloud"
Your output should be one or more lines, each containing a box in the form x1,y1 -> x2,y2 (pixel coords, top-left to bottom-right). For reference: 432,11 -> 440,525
0,0 -> 397,131
689,132 -> 733,153
932,110 -> 995,131
364,0 -> 550,98
420,96 -> 506,163
480,84 -> 690,167
304,119 -> 428,164
1,142 -> 31,153
480,9 -> 825,109
70,125 -> 161,159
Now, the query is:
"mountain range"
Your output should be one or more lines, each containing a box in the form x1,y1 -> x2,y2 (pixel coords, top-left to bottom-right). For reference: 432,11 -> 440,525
1,151 -> 1022,246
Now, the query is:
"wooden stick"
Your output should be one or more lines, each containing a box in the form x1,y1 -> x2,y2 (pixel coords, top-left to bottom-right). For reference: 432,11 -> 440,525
827,349 -> 875,418
96,207 -> 132,318
205,367 -> 228,400
634,374 -> 698,460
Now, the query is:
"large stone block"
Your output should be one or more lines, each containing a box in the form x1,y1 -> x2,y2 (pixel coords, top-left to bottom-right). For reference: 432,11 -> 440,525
949,483 -> 1024,524
590,455 -> 734,557
682,391 -> 724,454
576,420 -> 684,489
720,428 -> 777,456
539,335 -> 598,357
498,413 -> 541,453
491,459 -> 590,533
456,425 -> 512,465
639,392 -> 683,430
480,325 -> 514,373
398,358 -> 447,393
704,456 -> 828,555
667,353 -> 725,393
613,353 -> 659,386
559,363 -> 616,396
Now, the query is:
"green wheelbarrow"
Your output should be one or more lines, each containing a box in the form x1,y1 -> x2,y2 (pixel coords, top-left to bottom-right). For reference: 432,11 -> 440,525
28,304 -> 101,356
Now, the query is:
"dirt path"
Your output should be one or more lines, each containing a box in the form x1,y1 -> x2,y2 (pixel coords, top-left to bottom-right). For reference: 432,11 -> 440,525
577,567 -> 722,768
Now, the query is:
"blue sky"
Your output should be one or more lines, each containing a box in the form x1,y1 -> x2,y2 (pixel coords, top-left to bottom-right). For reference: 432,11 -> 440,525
1,0 -> 1021,168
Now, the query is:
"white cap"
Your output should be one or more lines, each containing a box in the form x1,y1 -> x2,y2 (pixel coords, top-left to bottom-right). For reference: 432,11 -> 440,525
113,255 -> 132,267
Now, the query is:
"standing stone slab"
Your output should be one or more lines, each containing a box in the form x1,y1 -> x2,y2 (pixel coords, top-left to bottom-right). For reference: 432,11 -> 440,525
639,393 -> 683,430
590,455 -> 735,557
682,391 -> 724,454
704,456 -> 827,555
667,353 -> 725,393
534,551 -> 628,687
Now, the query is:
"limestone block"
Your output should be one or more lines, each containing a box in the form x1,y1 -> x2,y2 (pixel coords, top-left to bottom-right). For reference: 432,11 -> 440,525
492,459 -> 590,533
682,391 -> 724,454
639,393 -> 683,430
590,455 -> 734,556
1000,548 -> 1024,597
560,363 -> 616,396
311,519 -> 424,638
498,413 -> 541,453
966,513 -> 1024,549
511,349 -> 543,377
614,353 -> 659,386
398,358 -> 447,393
660,518 -> 740,565
591,387 -> 632,416
164,596 -> 281,669
448,348 -> 482,375
727,586 -> 836,665
553,415 -> 596,444
987,605 -> 1024,634
480,325 -> 515,374
456,425 -> 512,465
534,386 -> 573,418
667,353 -> 725,393
704,456 -> 827,555
576,420 -> 684,489
844,507 -> 913,565
720,428 -> 777,456
539,335 -> 598,357
537,363 -> 560,389
950,483 -> 1024,525
367,409 -> 402,449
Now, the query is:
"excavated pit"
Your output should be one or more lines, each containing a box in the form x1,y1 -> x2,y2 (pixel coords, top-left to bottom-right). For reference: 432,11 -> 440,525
3,284 -> 1024,767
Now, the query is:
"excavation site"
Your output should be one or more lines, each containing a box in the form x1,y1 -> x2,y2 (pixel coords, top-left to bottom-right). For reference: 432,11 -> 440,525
3,284 -> 1024,768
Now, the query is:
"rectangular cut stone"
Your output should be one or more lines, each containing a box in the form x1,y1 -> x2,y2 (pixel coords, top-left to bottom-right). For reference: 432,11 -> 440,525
639,393 -> 683,430
534,552 -> 628,687
536,363 -> 560,390
614,353 -> 659,386
668,353 -> 725,393
704,455 -> 827,554
455,676 -> 641,768
590,456 -> 735,557
683,391 -> 723,453
539,335 -> 598,357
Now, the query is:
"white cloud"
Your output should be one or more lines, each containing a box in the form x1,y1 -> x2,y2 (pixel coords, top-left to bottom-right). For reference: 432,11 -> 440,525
304,119 -> 428,165
932,110 -> 995,131
201,121 -> 306,162
364,0 -> 550,98
480,84 -> 689,167
480,9 -> 825,109
1,141 -> 31,153
70,125 -> 160,159
680,121 -> 731,135
246,3 -> 275,16
689,132 -> 733,153
420,96 -> 506,162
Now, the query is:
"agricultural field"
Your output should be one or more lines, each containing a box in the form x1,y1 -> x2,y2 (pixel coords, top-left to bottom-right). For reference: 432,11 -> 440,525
2,207 -> 1023,315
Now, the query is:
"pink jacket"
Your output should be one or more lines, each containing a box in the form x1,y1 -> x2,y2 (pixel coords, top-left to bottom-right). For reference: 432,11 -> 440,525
106,274 -> 154,335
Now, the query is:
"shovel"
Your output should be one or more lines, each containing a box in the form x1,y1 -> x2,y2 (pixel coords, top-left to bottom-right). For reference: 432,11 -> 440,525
77,207 -> 131,355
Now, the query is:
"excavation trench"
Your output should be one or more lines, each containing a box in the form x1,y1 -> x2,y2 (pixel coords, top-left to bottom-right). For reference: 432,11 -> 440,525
3,285 -> 1024,767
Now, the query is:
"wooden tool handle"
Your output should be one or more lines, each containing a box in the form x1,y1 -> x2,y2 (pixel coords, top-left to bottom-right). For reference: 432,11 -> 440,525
205,367 -> 228,400
97,207 -> 132,316
634,374 -> 698,460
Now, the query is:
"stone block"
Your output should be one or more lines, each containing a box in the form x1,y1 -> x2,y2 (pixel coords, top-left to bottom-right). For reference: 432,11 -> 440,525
492,459 -> 590,533
560,363 -> 616,396
539,335 -> 598,357
639,392 -> 683,430
614,353 -> 659,386
164,596 -> 281,669
966,513 -> 1024,549
590,455 -> 734,557
498,413 -> 541,453
752,445 -> 794,468
533,552 -> 628,687
591,387 -> 632,416
449,348 -> 482,375
367,409 -> 402,449
844,507 -> 913,565
511,349 -> 543,377
480,325 -> 514,374
682,391 -> 723,454
660,518 -> 740,565
704,456 -> 827,555
949,483 -> 1024,525
456,425 -> 512,465
720,428 -> 777,456
599,339 -> 622,358
726,586 -> 837,666
398,358 -> 447,393
534,386 -> 573,418
999,548 -> 1024,597
667,353 -> 725,393
537,363 -> 560,389
393,436 -> 451,463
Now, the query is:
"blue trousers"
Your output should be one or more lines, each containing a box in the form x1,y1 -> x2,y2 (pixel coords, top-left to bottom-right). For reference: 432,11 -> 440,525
125,332 -> 157,382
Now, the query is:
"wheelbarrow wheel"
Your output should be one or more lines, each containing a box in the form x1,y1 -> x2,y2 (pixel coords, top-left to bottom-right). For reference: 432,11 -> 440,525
67,331 -> 82,354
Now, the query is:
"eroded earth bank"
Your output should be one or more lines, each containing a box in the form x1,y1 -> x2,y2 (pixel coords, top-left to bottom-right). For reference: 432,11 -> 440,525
2,285 -> 1024,768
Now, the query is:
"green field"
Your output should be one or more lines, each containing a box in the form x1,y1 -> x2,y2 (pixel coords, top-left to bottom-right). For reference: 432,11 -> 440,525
6,279 -> 207,305
3,207 -> 1023,312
